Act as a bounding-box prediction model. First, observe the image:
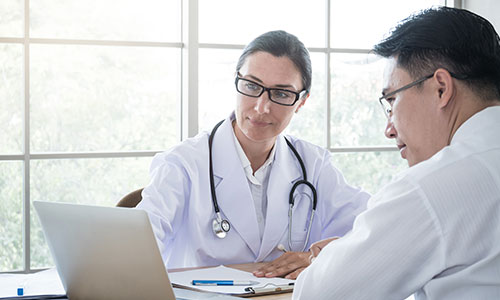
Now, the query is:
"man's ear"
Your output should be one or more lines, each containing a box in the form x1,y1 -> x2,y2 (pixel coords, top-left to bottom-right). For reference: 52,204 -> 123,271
434,68 -> 455,109
295,93 -> 309,113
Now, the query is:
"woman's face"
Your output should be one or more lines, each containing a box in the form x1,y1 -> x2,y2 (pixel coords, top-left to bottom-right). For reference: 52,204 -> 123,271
234,51 -> 307,146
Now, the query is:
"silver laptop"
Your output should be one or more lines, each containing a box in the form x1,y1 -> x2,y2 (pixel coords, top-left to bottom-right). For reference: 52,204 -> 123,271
34,201 -> 239,300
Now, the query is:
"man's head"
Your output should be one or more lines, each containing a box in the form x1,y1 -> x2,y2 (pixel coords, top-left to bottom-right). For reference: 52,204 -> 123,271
374,7 -> 500,166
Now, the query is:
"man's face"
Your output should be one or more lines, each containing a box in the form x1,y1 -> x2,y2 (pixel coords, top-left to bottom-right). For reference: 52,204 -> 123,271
382,57 -> 448,167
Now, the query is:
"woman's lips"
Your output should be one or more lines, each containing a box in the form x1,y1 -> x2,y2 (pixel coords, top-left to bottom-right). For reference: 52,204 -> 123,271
248,117 -> 271,127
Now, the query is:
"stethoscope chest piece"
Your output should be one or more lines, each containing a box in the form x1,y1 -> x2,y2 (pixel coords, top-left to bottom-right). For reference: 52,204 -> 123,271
208,120 -> 317,243
212,214 -> 231,239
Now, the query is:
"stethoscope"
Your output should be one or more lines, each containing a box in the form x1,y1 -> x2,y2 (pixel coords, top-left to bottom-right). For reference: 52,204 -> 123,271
208,120 -> 318,252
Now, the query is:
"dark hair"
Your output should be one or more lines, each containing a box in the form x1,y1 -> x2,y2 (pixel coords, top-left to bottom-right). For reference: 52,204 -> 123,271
236,30 -> 312,95
373,7 -> 500,101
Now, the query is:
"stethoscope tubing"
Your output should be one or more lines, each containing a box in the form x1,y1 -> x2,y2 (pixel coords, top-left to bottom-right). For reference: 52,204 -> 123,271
209,120 -> 318,251
288,204 -> 316,252
287,178 -> 317,252
208,120 -> 225,214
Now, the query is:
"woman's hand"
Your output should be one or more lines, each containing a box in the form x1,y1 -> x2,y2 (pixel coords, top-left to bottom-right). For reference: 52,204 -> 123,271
252,251 -> 311,279
309,237 -> 339,262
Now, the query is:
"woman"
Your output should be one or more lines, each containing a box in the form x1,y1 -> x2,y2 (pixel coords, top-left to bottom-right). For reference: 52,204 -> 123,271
137,30 -> 369,279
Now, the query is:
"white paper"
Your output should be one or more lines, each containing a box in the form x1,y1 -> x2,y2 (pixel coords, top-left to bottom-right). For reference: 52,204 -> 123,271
0,268 -> 65,298
169,265 -> 294,295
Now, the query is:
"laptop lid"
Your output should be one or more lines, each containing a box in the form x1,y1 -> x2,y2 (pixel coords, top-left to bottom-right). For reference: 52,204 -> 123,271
33,201 -> 177,300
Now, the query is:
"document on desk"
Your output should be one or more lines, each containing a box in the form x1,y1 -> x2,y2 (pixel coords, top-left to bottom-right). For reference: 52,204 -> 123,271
0,268 -> 65,299
169,265 -> 295,296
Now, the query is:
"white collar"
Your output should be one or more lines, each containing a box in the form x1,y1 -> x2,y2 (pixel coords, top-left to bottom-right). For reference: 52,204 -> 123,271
451,106 -> 500,145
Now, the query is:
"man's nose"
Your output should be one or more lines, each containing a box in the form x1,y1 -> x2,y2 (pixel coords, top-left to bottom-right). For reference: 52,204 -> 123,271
384,117 -> 397,139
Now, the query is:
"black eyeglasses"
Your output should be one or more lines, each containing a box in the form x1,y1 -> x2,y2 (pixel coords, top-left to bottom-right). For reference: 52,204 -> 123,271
235,76 -> 307,106
378,72 -> 467,118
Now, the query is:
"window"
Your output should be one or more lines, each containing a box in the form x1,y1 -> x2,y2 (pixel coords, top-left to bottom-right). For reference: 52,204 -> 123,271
1,0 -> 451,273
197,0 -> 447,191
1,0 -> 181,272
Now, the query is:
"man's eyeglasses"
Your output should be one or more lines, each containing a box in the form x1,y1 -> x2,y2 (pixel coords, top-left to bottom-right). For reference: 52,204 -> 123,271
378,74 -> 433,118
235,76 -> 307,106
379,71 -> 467,118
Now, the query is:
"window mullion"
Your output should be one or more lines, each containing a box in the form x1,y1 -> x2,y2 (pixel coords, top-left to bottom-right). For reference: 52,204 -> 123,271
23,0 -> 31,273
181,0 -> 199,140
326,0 -> 331,149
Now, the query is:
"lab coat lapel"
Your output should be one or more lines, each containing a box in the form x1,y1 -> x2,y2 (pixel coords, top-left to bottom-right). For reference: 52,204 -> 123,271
257,136 -> 302,261
211,118 -> 261,257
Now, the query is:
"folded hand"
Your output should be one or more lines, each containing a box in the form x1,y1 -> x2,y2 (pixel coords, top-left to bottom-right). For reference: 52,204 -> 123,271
252,251 -> 311,279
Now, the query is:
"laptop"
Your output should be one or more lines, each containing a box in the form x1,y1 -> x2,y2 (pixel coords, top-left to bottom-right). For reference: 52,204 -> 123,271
33,201 -> 240,300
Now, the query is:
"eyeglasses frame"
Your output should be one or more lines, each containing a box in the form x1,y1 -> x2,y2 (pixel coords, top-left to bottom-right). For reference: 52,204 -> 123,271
378,71 -> 467,118
235,76 -> 307,106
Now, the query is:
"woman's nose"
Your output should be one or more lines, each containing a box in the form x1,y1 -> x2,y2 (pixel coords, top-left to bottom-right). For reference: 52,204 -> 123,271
254,91 -> 272,114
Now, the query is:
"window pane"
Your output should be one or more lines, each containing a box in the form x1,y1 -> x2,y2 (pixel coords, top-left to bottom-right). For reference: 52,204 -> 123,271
199,50 -> 326,147
199,0 -> 326,47
0,44 -> 23,154
199,49 -> 239,132
30,0 -> 181,42
0,0 -> 23,37
0,161 -> 23,272
331,151 -> 407,195
330,0 -> 446,49
30,45 -> 180,152
285,53 -> 326,147
330,53 -> 389,147
30,157 -> 152,268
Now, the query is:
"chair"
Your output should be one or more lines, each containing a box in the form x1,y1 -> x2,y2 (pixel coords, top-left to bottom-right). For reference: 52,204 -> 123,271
116,188 -> 144,208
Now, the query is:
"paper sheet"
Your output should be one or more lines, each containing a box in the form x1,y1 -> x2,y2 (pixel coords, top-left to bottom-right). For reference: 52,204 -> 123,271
169,265 -> 294,295
0,268 -> 65,298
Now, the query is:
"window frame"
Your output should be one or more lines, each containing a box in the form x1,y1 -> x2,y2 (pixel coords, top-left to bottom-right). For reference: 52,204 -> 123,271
0,0 -> 460,273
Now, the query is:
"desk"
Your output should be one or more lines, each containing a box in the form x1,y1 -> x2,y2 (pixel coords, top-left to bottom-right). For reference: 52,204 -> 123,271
0,263 -> 292,300
171,262 -> 292,300
230,263 -> 292,300
225,264 -> 414,300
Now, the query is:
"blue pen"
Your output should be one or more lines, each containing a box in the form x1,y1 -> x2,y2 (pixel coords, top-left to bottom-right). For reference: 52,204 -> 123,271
192,280 -> 259,286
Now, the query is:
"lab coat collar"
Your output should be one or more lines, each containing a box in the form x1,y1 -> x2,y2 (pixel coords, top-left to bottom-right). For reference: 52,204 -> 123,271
211,116 -> 303,261
211,116 -> 261,257
257,134 -> 302,261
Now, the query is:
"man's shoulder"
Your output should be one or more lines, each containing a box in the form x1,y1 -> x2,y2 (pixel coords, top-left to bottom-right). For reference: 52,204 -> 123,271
392,139 -> 500,208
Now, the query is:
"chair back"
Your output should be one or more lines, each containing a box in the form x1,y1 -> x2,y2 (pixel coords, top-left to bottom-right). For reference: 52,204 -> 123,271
117,188 -> 144,208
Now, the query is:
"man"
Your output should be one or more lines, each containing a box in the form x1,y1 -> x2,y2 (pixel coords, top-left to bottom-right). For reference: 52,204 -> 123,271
293,7 -> 500,300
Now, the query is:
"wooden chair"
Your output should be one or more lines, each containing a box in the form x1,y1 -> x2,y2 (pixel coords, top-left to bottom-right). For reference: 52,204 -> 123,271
116,188 -> 144,208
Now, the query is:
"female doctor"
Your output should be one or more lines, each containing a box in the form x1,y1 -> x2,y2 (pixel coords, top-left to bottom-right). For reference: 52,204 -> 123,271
137,30 -> 369,279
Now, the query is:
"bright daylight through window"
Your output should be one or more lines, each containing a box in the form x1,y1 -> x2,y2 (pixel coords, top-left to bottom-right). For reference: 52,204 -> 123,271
1,0 -> 446,273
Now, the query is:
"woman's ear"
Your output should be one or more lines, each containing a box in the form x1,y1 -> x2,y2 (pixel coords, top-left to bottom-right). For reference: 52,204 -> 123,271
295,93 -> 309,113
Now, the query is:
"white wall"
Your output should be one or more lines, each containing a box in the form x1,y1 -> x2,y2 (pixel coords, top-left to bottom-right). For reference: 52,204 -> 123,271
464,0 -> 500,32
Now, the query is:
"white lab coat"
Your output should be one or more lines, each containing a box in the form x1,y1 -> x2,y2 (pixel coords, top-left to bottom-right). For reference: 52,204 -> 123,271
137,116 -> 369,269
